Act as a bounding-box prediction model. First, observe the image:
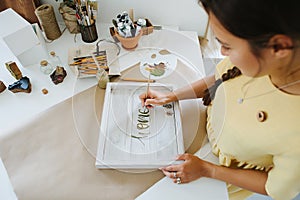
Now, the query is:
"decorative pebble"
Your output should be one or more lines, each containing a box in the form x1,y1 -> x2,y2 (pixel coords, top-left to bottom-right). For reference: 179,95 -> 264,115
0,81 -> 6,93
42,88 -> 48,95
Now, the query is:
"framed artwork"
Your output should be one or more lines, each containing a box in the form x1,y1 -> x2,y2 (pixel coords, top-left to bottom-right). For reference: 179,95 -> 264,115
96,82 -> 184,169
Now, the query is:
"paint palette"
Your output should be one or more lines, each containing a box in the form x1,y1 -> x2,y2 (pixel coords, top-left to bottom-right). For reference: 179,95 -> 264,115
95,82 -> 184,169
139,49 -> 177,79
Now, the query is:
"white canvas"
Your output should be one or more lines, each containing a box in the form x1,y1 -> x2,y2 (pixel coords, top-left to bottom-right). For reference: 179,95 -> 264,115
96,82 -> 184,169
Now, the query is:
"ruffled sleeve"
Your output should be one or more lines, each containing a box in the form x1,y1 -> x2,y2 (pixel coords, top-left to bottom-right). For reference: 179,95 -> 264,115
207,57 -> 300,200
206,56 -> 236,166
266,150 -> 300,200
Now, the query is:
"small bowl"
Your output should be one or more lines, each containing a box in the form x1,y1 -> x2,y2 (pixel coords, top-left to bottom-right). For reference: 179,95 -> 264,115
115,29 -> 142,50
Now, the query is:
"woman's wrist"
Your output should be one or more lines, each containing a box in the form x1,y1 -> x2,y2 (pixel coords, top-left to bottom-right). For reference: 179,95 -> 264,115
203,161 -> 218,179
209,164 -> 218,179
166,91 -> 178,103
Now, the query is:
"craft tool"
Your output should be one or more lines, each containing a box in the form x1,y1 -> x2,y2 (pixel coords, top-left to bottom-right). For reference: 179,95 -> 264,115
129,8 -> 134,22
77,66 -> 99,70
75,0 -> 96,26
73,54 -> 106,61
112,19 -> 118,28
79,69 -> 98,74
121,78 -> 155,83
146,72 -> 151,98
114,11 -> 139,38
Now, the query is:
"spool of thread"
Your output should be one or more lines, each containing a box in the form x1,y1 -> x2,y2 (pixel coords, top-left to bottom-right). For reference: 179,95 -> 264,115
35,4 -> 62,40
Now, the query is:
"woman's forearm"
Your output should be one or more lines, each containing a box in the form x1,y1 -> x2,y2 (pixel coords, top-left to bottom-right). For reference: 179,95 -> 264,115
169,75 -> 215,101
211,164 -> 268,195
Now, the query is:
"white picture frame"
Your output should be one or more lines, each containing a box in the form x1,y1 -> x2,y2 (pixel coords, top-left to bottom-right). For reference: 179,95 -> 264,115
96,82 -> 184,169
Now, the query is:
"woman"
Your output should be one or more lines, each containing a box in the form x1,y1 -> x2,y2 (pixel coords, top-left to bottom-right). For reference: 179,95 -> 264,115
139,0 -> 300,199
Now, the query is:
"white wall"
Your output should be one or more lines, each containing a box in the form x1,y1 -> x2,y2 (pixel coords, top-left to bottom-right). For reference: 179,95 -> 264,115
40,0 -> 208,37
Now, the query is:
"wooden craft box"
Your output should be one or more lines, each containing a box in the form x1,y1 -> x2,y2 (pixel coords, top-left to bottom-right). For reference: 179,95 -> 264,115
136,18 -> 154,35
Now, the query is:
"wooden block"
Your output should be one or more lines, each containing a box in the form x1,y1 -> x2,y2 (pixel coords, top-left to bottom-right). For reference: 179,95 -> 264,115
5,61 -> 23,80
141,18 -> 154,35
0,81 -> 6,93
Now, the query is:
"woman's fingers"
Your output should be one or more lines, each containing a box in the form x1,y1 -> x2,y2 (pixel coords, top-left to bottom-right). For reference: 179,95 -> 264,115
139,89 -> 155,106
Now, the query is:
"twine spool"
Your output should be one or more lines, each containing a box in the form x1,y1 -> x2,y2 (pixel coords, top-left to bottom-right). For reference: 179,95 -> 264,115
35,4 -> 62,40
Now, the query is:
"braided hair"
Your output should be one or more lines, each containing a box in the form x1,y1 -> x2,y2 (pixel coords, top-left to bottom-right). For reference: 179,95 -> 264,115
202,66 -> 241,106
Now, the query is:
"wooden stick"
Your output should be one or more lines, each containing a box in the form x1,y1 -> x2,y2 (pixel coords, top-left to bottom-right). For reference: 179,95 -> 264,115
146,73 -> 151,98
121,77 -> 155,83
73,64 -> 108,70
79,69 -> 98,74
129,8 -> 134,22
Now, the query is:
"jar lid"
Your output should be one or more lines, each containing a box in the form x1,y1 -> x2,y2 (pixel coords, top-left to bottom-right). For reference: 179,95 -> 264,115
40,60 -> 48,66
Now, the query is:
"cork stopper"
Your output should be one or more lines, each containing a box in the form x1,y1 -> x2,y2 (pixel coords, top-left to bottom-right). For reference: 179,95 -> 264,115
40,60 -> 48,66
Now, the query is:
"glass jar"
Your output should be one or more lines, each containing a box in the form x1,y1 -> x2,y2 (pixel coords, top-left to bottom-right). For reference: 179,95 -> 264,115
40,60 -> 54,75
96,68 -> 109,89
49,51 -> 62,68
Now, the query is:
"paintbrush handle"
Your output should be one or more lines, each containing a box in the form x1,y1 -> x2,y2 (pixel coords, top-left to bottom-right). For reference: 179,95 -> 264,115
146,73 -> 151,98
79,70 -> 98,74
121,78 -> 155,83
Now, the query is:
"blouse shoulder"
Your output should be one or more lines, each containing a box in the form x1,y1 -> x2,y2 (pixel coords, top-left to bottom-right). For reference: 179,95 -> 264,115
215,57 -> 235,79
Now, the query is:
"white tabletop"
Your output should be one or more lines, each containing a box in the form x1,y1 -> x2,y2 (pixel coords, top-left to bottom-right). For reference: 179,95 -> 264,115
0,23 -> 204,134
0,22 -> 227,200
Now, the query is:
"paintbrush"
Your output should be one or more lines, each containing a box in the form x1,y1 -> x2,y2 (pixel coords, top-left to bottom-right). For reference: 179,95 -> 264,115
121,77 -> 155,83
146,72 -> 151,99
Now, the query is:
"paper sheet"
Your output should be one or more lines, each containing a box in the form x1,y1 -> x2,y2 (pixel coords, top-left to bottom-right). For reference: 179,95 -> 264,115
135,142 -> 229,200
0,158 -> 18,200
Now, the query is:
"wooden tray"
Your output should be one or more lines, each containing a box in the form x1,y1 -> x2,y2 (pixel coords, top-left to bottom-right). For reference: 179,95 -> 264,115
96,82 -> 184,169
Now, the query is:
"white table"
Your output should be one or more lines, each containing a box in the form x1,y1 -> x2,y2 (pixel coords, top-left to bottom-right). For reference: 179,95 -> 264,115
0,22 -> 228,199
0,23 -> 204,134
0,158 -> 17,200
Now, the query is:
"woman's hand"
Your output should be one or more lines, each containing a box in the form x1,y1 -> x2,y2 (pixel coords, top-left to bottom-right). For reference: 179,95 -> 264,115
138,75 -> 216,107
161,153 -> 268,195
160,153 -> 215,184
139,89 -> 175,107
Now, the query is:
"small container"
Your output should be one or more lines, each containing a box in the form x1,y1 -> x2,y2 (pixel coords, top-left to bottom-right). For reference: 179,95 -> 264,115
49,51 -> 62,68
96,68 -> 109,89
114,28 -> 142,50
40,60 -> 54,75
80,21 -> 98,43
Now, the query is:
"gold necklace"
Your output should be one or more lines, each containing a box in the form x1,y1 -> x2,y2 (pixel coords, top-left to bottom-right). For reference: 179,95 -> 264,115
237,78 -> 300,104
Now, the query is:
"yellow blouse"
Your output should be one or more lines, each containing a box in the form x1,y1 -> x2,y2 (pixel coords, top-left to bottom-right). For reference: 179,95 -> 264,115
206,58 -> 300,200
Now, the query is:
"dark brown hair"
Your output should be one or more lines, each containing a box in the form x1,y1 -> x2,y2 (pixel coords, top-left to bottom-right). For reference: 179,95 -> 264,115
199,0 -> 300,55
202,66 -> 241,106
200,0 -> 300,105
